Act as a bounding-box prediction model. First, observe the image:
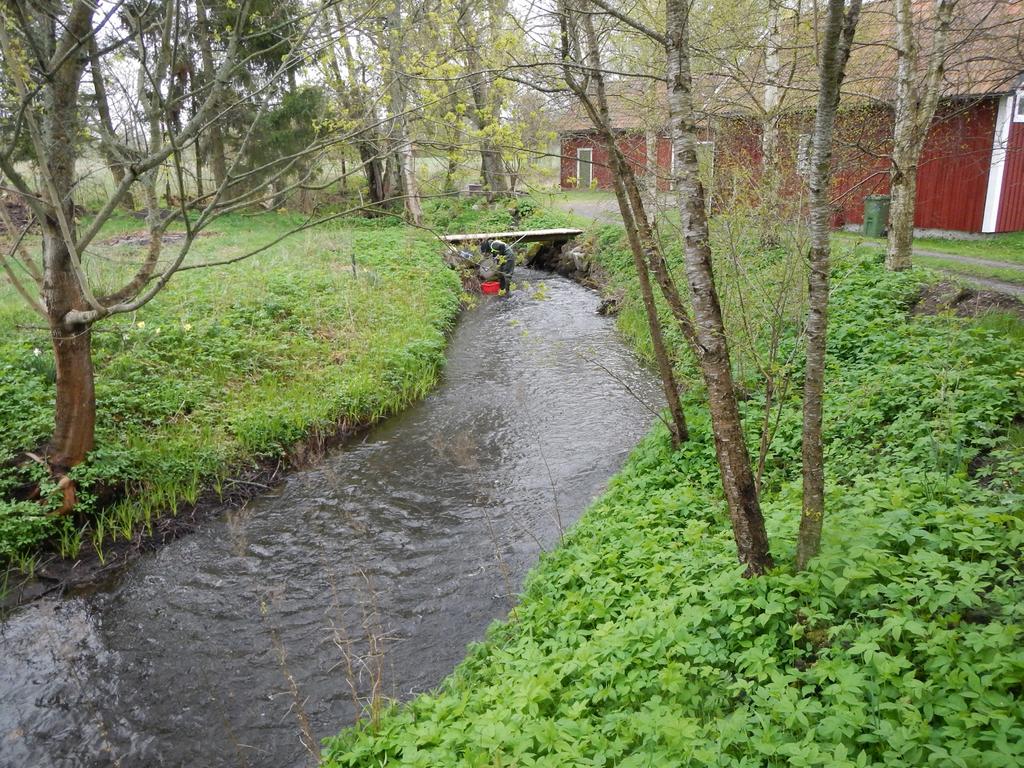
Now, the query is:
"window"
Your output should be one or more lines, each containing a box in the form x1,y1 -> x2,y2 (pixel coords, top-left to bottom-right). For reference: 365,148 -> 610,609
576,148 -> 594,188
1015,89 -> 1024,123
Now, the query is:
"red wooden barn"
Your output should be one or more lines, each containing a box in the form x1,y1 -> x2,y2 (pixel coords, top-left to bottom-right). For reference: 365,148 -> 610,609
557,1 -> 1024,234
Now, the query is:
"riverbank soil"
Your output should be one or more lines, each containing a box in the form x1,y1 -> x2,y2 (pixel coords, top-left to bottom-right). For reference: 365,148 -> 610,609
324,206 -> 1024,766
1,211 -> 461,599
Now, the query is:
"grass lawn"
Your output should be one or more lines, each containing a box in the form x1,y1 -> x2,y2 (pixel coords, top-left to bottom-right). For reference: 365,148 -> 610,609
1,211 -> 462,569
324,201 -> 1024,767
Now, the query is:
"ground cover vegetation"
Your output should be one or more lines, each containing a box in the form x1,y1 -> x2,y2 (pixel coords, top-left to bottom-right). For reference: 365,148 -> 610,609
0,211 -> 461,571
323,199 -> 1024,766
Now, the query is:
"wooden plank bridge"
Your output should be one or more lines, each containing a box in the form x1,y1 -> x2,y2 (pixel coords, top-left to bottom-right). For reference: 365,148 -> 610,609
440,228 -> 583,247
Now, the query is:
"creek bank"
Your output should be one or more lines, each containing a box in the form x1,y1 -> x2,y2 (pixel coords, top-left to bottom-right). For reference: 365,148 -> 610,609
1,417 -> 376,610
1,217 -> 464,608
323,217 -> 1024,767
524,237 -> 621,316
0,266 -> 666,768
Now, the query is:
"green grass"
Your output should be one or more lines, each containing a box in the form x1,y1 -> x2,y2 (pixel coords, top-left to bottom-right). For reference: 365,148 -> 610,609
913,255 -> 1024,287
324,202 -> 1024,767
1,211 -> 462,567
835,230 -> 1024,267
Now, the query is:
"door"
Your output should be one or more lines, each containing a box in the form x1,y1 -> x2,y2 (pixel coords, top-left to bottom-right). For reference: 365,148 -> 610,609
576,148 -> 593,188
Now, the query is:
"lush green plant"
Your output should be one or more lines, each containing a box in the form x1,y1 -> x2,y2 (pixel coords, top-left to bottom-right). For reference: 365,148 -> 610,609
323,236 -> 1024,766
0,213 -> 462,565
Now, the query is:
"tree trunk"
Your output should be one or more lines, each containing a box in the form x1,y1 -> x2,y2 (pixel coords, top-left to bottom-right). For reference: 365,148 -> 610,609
361,145 -> 388,204
884,0 -> 952,271
564,8 -> 689,446
761,0 -> 783,171
444,153 -> 460,193
196,0 -> 227,190
465,11 -> 508,196
385,0 -> 423,224
886,159 -> 916,270
594,115 -> 690,446
27,2 -> 98,489
50,318 -> 96,472
666,0 -> 773,576
645,129 -> 659,211
43,219 -> 95,476
795,0 -> 862,570
612,171 -> 690,447
397,136 -> 422,225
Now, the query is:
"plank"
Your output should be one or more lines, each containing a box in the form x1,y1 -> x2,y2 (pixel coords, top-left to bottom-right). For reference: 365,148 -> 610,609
440,228 -> 584,245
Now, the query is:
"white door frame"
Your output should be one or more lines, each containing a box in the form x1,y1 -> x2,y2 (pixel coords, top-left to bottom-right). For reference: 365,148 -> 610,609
982,94 -> 1013,233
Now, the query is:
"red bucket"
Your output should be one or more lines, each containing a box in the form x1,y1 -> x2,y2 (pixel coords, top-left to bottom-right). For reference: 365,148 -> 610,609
481,281 -> 502,295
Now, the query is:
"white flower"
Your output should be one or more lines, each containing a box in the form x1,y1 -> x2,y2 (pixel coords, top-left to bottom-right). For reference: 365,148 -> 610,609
137,321 -> 146,329
183,323 -> 193,332
32,348 -> 41,357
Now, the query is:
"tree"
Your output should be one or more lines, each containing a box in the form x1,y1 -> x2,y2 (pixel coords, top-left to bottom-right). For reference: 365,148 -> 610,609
665,0 -> 774,576
556,0 -> 772,574
555,0 -> 690,448
885,0 -> 955,271
458,0 -> 517,195
795,0 -> 862,570
0,0 -> 339,509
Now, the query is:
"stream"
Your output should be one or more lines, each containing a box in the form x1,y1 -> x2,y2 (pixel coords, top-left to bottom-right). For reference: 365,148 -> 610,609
0,268 -> 663,768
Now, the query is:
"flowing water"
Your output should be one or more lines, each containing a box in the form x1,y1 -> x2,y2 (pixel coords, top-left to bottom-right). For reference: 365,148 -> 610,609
0,269 -> 663,768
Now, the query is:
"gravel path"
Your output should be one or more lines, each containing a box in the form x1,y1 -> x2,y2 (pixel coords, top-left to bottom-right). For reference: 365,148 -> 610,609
932,269 -> 1024,297
551,194 -> 624,225
913,249 -> 1024,272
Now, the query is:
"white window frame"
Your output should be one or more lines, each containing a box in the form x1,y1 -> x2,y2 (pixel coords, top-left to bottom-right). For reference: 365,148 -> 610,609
1014,88 -> 1024,123
576,147 -> 594,188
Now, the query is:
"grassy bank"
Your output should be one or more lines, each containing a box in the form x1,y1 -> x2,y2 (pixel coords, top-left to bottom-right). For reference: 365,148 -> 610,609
1,212 -> 462,570
324,204 -> 1024,766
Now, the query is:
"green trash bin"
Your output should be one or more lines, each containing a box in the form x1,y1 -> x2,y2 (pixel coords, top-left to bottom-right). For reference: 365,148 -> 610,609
862,195 -> 891,238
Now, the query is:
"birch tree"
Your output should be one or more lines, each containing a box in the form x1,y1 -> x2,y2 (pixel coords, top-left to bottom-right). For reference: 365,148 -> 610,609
795,0 -> 862,569
885,0 -> 955,271
555,0 -> 690,448
563,0 -> 773,574
665,0 -> 774,576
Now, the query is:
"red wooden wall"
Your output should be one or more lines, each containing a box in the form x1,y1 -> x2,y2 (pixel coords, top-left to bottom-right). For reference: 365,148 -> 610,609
559,134 -> 676,190
996,116 -> 1024,232
560,97 -> 1016,233
915,101 -> 996,232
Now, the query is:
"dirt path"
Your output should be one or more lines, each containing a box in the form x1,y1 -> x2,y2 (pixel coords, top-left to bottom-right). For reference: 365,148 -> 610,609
910,249 -> 1024,296
913,249 -> 1024,272
931,269 -> 1024,297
